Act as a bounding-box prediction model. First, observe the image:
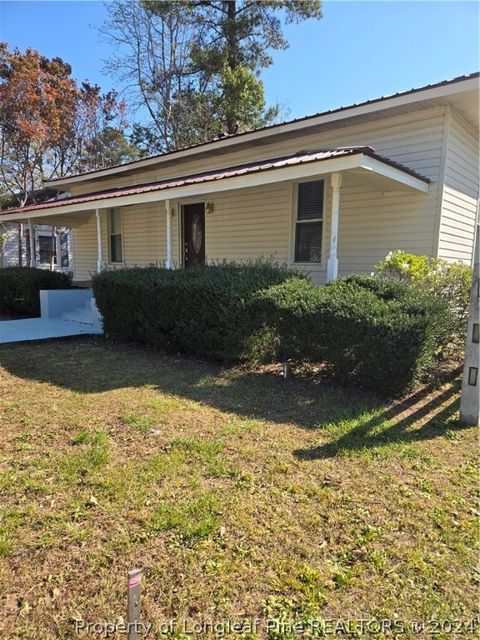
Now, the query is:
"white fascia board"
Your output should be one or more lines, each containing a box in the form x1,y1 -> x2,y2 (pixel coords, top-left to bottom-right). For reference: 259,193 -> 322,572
44,78 -> 478,188
0,154 -> 428,223
359,155 -> 430,193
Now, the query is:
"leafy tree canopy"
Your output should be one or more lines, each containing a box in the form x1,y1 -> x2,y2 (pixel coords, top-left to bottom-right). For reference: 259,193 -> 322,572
102,0 -> 322,153
0,43 -> 140,206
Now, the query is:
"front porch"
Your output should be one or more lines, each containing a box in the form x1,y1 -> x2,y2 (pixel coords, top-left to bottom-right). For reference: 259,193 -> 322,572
0,147 -> 430,285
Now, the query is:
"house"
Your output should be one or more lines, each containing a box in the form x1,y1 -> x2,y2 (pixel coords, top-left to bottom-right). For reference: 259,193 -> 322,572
1,189 -> 72,273
1,73 -> 478,286
1,224 -> 72,272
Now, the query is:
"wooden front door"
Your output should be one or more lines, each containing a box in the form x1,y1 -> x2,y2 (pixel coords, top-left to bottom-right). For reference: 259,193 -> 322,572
183,203 -> 205,268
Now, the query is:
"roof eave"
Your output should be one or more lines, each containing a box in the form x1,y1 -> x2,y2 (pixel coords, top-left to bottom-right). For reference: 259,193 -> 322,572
0,152 -> 429,223
43,74 -> 478,189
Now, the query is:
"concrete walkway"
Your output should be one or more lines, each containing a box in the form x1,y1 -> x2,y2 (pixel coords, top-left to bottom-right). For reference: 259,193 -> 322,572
0,317 -> 103,344
0,288 -> 103,344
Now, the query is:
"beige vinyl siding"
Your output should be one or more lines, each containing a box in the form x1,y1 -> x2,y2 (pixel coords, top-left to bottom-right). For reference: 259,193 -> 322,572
71,216 -> 98,281
69,105 -> 451,283
68,106 -> 446,195
438,109 -> 479,263
70,186 -> 292,281
204,183 -> 292,264
71,202 -> 181,280
336,185 -> 438,277
113,202 -> 168,267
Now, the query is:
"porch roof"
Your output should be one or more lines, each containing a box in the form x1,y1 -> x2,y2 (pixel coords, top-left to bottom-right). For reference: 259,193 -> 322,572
0,146 -> 430,223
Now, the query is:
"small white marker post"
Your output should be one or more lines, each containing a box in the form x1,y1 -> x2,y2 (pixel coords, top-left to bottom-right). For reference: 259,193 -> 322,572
127,568 -> 142,640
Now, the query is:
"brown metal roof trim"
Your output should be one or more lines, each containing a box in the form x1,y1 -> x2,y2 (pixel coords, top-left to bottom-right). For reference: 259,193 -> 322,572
46,72 -> 479,184
2,147 -> 430,217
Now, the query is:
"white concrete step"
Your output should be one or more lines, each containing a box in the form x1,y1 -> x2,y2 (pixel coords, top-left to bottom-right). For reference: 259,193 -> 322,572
40,288 -> 103,332
0,289 -> 104,344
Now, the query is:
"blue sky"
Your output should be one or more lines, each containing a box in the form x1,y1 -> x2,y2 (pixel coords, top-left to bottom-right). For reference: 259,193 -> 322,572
0,0 -> 478,124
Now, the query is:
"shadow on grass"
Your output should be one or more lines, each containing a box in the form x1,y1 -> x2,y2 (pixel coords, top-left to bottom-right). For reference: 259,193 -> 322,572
294,367 -> 466,459
0,339 -> 466,447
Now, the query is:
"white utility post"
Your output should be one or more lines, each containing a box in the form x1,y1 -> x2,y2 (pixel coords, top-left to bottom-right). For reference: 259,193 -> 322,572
95,209 -> 105,272
165,199 -> 174,269
327,172 -> 342,281
28,219 -> 36,267
460,220 -> 479,426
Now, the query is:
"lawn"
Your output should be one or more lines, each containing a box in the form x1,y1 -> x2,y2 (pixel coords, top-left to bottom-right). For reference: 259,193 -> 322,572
0,339 -> 477,639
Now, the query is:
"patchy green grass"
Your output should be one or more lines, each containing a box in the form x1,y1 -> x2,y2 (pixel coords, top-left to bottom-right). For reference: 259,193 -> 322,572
0,339 -> 477,639
150,491 -> 222,544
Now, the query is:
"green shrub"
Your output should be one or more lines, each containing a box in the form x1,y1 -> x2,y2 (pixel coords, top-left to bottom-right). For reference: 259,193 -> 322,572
375,250 -> 472,339
93,262 -> 457,396
0,267 -> 71,316
92,261 -> 300,361
249,275 -> 455,396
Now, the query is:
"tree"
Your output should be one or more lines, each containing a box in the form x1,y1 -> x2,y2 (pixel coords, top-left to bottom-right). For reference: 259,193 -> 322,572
50,83 -> 139,175
102,1 -> 204,154
101,0 -> 322,152
0,43 -> 139,207
182,0 -> 323,133
0,43 -> 79,206
0,43 -> 140,266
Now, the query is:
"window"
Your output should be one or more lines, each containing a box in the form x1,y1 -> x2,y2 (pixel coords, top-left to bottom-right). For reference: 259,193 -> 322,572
60,231 -> 69,268
108,208 -> 123,263
38,235 -> 54,264
294,180 -> 324,263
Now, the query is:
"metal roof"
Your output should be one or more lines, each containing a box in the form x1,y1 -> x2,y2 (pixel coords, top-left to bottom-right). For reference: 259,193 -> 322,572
45,71 -> 478,185
2,147 -> 430,217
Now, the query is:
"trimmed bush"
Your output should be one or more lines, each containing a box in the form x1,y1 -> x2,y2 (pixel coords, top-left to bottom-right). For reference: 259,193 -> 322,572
93,262 -> 456,396
0,267 -> 71,316
92,261 -> 300,361
375,250 -> 472,340
249,275 -> 455,396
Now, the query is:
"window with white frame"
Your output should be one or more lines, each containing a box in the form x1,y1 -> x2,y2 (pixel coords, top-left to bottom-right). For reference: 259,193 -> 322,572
38,235 -> 54,264
294,180 -> 324,263
108,208 -> 123,263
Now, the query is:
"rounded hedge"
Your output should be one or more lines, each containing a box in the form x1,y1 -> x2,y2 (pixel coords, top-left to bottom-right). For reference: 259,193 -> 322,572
249,274 -> 456,395
92,264 -> 456,397
0,267 -> 71,316
92,261 -> 300,362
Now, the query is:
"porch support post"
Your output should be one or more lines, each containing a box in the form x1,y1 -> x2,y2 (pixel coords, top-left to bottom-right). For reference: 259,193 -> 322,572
28,219 -> 36,267
165,199 -> 173,269
95,209 -> 105,272
327,172 -> 342,282
55,229 -> 62,271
